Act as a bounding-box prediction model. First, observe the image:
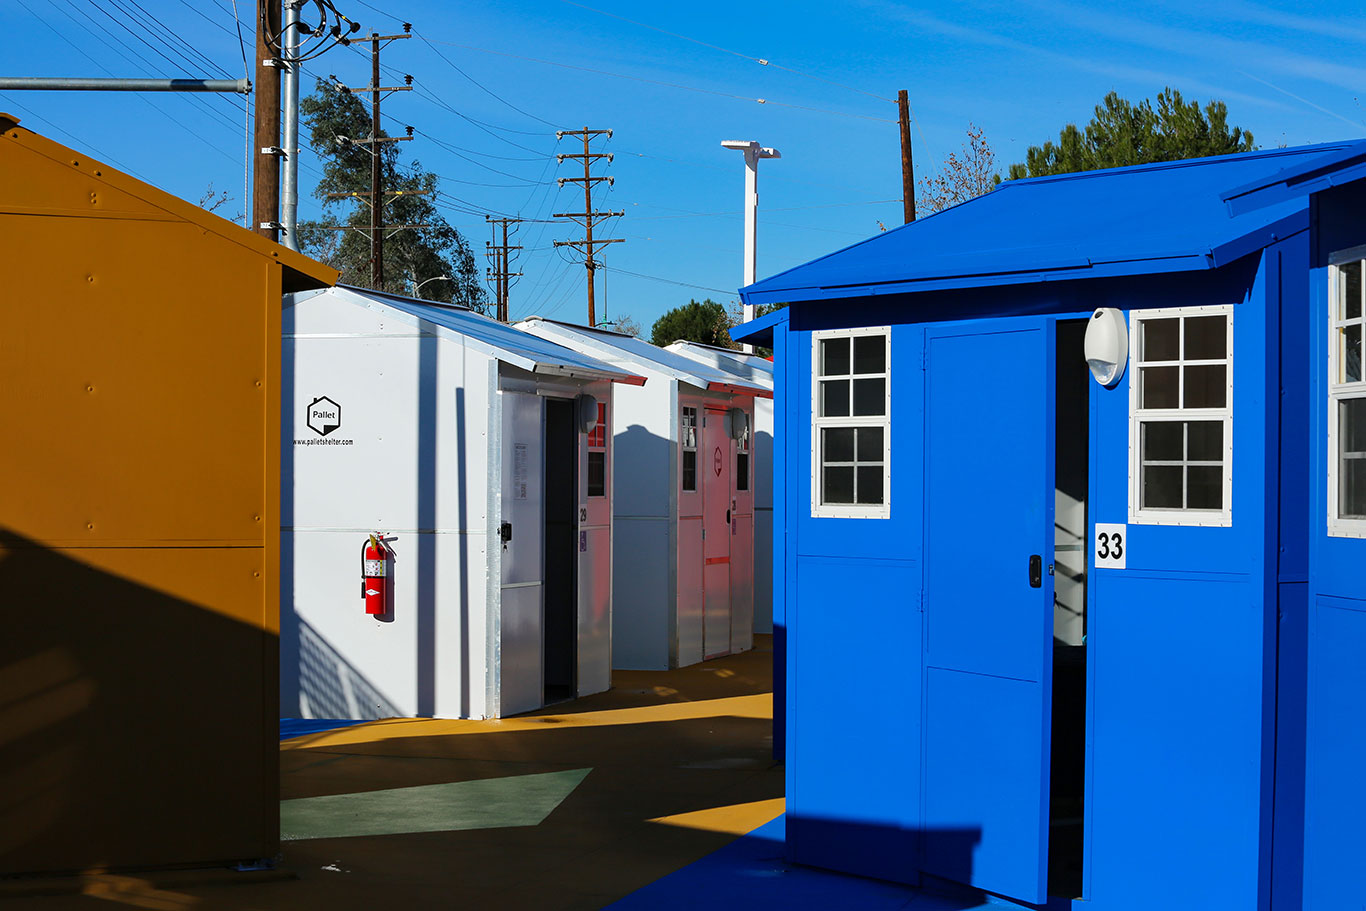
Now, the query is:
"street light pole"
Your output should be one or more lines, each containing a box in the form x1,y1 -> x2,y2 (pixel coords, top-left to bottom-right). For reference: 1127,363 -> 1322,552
721,139 -> 780,353
413,274 -> 451,299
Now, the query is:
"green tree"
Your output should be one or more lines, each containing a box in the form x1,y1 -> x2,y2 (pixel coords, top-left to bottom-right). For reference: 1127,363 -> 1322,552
650,298 -> 736,348
1008,88 -> 1254,180
297,80 -> 486,310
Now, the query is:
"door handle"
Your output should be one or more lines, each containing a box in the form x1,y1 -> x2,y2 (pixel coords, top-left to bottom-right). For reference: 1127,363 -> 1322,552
1028,554 -> 1042,588
726,508 -> 731,524
500,521 -> 513,548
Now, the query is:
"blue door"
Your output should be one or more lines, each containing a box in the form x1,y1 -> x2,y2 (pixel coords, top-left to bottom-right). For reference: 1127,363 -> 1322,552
922,322 -> 1054,904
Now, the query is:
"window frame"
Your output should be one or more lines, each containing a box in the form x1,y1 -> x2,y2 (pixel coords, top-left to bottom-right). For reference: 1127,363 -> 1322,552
1328,245 -> 1366,537
1127,304 -> 1234,527
680,405 -> 698,493
587,401 -> 607,498
810,326 -> 892,519
736,409 -> 751,493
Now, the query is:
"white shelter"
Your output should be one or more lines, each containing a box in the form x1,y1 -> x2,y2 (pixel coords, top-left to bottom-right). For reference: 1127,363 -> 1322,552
281,286 -> 643,720
665,341 -> 775,635
515,318 -> 771,670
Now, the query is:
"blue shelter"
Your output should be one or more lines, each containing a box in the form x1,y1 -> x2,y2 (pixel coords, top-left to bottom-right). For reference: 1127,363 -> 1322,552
733,141 -> 1366,910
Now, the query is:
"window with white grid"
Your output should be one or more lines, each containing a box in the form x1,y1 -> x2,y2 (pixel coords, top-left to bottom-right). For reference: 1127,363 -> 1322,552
1129,306 -> 1233,526
811,327 -> 890,518
1329,250 -> 1366,536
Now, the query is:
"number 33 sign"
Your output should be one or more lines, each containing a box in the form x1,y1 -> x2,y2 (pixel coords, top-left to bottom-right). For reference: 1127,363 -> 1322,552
1094,523 -> 1126,569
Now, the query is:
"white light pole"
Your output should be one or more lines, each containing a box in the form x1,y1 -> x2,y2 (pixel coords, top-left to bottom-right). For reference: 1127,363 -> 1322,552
721,139 -> 780,353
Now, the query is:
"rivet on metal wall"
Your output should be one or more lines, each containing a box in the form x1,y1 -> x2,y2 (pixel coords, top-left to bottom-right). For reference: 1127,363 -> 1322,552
85,384 -> 94,393
253,515 -> 261,522
86,522 -> 94,530
86,275 -> 94,283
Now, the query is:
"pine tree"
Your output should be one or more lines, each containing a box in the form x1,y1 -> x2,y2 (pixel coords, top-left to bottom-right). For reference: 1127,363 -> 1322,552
1008,88 -> 1254,180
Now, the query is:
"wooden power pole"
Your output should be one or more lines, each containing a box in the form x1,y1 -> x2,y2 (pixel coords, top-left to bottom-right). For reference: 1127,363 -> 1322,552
252,0 -> 282,241
485,216 -> 523,322
326,28 -> 428,293
554,128 -> 624,327
898,89 -> 916,223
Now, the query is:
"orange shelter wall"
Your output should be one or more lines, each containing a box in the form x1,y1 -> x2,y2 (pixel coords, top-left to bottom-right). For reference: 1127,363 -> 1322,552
0,123 -> 290,875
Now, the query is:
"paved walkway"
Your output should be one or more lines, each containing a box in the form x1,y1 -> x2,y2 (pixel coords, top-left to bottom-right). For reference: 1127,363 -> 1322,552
8,638 -> 785,910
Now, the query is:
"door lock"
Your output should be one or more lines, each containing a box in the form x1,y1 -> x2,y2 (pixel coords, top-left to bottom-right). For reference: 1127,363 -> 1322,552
500,521 -> 513,548
1028,554 -> 1042,588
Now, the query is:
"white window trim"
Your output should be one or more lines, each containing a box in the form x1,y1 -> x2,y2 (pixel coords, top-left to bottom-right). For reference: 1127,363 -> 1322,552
1128,305 -> 1234,527
1328,245 -> 1366,538
811,326 -> 892,519
680,405 -> 699,493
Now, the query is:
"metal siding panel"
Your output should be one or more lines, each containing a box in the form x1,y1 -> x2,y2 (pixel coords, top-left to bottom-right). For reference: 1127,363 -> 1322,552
677,517 -> 704,667
610,518 -> 671,670
287,528 -> 418,717
730,514 -> 754,654
753,397 -> 774,635
1303,595 -> 1366,910
576,524 -> 612,696
287,335 -> 424,532
788,556 -> 921,882
1086,577 -> 1268,910
2,217 -> 271,547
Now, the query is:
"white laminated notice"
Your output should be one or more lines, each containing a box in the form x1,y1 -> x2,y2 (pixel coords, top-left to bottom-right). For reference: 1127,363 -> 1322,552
514,443 -> 528,500
363,559 -> 385,577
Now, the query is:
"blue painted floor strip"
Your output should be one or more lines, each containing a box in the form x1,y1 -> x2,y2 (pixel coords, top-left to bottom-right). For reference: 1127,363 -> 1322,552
608,815 -> 999,910
279,717 -> 369,741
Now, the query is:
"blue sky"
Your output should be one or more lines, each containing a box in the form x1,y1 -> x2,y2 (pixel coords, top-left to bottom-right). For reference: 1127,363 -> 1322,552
3,0 -> 1363,331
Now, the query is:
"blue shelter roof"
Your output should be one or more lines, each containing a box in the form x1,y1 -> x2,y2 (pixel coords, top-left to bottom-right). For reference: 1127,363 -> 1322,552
1222,139 -> 1366,216
738,141 -> 1358,312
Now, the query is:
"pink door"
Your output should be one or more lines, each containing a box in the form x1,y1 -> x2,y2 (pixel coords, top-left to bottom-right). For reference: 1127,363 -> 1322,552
702,407 -> 732,659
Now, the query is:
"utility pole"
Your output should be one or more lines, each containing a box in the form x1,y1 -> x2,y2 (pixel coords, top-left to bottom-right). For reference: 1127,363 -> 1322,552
554,128 -> 624,327
329,27 -> 416,291
898,89 -> 916,223
280,0 -> 302,251
253,0 -> 282,241
485,216 -> 523,322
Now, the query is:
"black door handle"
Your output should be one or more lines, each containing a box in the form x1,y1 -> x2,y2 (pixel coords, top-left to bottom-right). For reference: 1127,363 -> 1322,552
1029,554 -> 1042,588
500,521 -> 513,547
726,509 -> 731,524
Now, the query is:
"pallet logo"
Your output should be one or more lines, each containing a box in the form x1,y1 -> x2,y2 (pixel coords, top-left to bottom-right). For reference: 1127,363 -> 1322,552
296,396 -> 354,446
307,396 -> 342,436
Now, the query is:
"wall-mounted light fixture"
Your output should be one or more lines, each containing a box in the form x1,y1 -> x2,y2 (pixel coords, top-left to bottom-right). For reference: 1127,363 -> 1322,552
576,393 -> 599,434
1084,308 -> 1129,387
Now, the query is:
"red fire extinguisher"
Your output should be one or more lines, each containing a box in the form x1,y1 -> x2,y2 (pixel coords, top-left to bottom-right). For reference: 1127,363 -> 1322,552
361,534 -> 389,615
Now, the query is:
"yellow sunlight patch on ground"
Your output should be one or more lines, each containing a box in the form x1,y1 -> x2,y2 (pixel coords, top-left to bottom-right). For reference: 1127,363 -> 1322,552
648,798 -> 786,836
282,692 -> 773,750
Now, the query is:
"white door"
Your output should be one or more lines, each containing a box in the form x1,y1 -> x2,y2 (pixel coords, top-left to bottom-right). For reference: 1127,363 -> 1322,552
499,392 -> 544,716
702,408 -> 732,659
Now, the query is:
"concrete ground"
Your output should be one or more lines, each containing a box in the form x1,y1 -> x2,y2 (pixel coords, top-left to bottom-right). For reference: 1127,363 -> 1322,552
6,637 -> 785,910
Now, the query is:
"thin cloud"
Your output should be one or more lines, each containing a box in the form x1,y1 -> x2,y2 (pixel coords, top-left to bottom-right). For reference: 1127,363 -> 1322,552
1238,70 -> 1366,131
858,0 -> 1291,115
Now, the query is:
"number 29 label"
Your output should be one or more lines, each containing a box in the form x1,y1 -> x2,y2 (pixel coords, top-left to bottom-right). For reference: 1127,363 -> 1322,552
1094,523 -> 1126,569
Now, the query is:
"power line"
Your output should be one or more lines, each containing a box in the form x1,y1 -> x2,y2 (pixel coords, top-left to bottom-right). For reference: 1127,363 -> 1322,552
420,38 -> 897,124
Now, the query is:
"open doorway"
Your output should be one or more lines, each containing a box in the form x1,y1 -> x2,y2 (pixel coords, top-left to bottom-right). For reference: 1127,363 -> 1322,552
1050,319 -> 1089,898
543,398 -> 578,704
